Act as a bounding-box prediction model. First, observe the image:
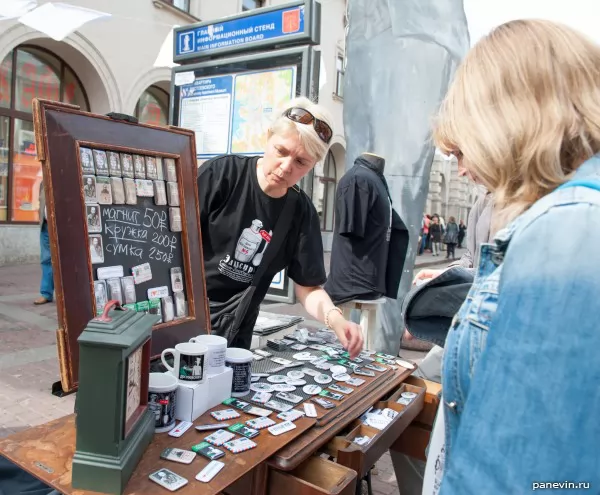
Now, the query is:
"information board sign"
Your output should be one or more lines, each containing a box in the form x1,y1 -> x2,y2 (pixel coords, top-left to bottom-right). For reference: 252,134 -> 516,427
179,66 -> 297,158
174,0 -> 320,63
171,47 -> 319,303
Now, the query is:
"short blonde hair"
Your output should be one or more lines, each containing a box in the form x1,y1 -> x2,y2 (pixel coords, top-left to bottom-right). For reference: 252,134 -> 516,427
434,20 -> 600,230
269,96 -> 334,163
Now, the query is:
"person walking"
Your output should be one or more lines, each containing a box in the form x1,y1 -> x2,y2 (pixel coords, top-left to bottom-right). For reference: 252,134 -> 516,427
34,181 -> 54,305
443,216 -> 459,259
429,216 -> 443,256
457,219 -> 466,248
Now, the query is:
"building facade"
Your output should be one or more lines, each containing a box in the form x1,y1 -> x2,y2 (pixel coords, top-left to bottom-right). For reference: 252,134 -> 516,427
0,0 -> 348,265
426,149 -> 484,224
0,0 -> 474,264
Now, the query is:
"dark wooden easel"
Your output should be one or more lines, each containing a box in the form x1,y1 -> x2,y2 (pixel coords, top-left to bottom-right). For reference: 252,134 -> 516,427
33,99 -> 211,394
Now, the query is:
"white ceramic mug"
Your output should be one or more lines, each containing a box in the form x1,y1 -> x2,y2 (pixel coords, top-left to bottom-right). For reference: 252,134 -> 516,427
189,334 -> 227,376
161,342 -> 208,384
225,347 -> 253,397
148,373 -> 178,432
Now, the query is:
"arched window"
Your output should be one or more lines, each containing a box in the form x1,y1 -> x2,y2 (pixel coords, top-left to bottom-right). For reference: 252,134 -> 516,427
0,46 -> 89,223
135,86 -> 169,127
312,151 -> 337,232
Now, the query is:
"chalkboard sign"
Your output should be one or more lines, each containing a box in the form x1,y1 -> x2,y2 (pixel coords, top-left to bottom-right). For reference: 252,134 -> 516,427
81,147 -> 189,324
99,200 -> 182,292
33,99 -> 209,394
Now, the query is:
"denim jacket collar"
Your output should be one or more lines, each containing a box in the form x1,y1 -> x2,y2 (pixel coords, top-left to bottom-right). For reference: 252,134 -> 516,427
489,154 -> 600,263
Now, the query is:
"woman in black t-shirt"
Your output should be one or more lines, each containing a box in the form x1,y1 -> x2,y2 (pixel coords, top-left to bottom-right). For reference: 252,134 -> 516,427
197,97 -> 363,357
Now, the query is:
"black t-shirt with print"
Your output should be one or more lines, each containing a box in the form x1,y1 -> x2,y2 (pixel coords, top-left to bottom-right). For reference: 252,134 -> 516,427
197,155 -> 326,307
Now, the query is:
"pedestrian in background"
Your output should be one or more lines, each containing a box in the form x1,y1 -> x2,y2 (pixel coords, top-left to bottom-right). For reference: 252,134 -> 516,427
457,219 -> 466,248
443,216 -> 459,259
34,181 -> 54,305
429,215 -> 443,256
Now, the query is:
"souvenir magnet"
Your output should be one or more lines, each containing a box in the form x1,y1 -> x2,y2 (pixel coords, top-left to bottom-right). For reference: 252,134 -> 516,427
121,154 -> 134,178
169,207 -> 182,232
79,147 -> 95,174
167,181 -> 180,206
191,442 -> 225,460
123,178 -> 137,204
154,180 -> 167,205
196,460 -> 225,482
170,267 -> 184,292
133,155 -> 146,179
93,149 -> 109,176
110,177 -> 125,204
277,409 -> 305,421
93,177 -> 110,205
149,468 -> 188,491
302,384 -> 322,395
314,374 -> 332,385
164,158 -> 177,182
145,156 -> 159,180
267,375 -> 288,384
107,151 -> 122,176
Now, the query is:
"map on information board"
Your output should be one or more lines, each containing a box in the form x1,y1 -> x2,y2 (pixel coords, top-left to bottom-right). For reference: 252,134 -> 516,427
179,66 -> 297,158
230,68 -> 296,154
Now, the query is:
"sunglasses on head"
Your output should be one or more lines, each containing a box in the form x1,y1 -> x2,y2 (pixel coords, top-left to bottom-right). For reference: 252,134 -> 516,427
283,107 -> 333,144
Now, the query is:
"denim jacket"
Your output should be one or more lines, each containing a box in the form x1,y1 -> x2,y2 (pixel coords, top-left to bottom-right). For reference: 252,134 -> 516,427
440,156 -> 600,494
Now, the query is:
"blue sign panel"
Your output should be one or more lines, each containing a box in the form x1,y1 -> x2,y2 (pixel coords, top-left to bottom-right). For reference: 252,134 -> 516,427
176,5 -> 305,59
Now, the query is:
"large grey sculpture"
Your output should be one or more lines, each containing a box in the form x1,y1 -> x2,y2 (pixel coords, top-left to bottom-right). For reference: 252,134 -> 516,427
343,0 -> 470,355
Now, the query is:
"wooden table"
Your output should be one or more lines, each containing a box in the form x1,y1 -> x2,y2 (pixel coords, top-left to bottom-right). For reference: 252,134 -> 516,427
0,367 -> 419,495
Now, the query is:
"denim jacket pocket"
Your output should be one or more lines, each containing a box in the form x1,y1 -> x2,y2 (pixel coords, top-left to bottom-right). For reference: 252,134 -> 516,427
465,283 -> 499,374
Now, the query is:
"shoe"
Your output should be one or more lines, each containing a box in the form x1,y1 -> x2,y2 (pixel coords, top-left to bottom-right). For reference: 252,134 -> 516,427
34,296 -> 52,305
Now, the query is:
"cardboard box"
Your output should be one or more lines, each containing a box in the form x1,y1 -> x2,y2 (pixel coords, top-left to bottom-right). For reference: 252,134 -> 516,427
175,367 -> 233,422
207,366 -> 233,409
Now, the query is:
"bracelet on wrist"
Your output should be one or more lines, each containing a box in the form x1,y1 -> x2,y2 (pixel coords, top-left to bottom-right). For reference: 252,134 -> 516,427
324,307 -> 343,329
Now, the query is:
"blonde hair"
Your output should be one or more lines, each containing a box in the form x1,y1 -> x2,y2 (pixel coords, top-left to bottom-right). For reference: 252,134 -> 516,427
434,20 -> 600,231
269,96 -> 334,163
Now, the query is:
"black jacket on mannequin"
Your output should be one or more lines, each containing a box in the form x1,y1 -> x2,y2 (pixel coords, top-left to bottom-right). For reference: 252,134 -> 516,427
324,154 -> 408,305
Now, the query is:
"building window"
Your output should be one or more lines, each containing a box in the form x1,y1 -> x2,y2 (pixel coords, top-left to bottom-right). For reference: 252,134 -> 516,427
242,0 -> 264,11
335,53 -> 345,98
161,0 -> 190,13
313,151 -> 337,232
135,86 -> 170,127
0,46 -> 89,223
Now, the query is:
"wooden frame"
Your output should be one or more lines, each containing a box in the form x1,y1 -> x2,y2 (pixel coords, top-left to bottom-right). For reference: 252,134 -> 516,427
33,99 -> 210,394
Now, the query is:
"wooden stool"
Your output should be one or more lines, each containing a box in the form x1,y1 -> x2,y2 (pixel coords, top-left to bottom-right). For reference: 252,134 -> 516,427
341,298 -> 386,351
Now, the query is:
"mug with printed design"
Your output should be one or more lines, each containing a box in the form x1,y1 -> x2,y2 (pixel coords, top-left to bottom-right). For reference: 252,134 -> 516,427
189,334 -> 227,376
161,342 -> 207,384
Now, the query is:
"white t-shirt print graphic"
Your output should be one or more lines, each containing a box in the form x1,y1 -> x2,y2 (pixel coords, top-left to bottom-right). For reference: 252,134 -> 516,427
219,219 -> 271,283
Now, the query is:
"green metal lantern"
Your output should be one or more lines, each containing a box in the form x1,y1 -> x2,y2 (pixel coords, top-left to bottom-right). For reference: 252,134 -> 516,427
72,301 -> 159,494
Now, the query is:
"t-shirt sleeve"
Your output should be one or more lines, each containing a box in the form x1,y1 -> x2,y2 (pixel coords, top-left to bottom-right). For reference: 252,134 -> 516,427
287,197 -> 327,287
336,177 -> 370,238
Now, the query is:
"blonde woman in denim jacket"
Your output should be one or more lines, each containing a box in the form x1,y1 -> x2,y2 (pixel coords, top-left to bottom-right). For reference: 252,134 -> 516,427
428,20 -> 600,493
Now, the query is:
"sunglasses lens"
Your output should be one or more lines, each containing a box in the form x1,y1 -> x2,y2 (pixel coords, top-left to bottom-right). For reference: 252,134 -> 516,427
287,108 -> 313,125
314,122 -> 332,143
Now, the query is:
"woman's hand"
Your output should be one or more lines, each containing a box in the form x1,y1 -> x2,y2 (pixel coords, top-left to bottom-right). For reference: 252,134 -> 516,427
413,268 -> 446,285
329,311 -> 364,359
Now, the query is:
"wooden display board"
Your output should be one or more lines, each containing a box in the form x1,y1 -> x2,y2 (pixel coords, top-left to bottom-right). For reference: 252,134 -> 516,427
33,99 -> 210,394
